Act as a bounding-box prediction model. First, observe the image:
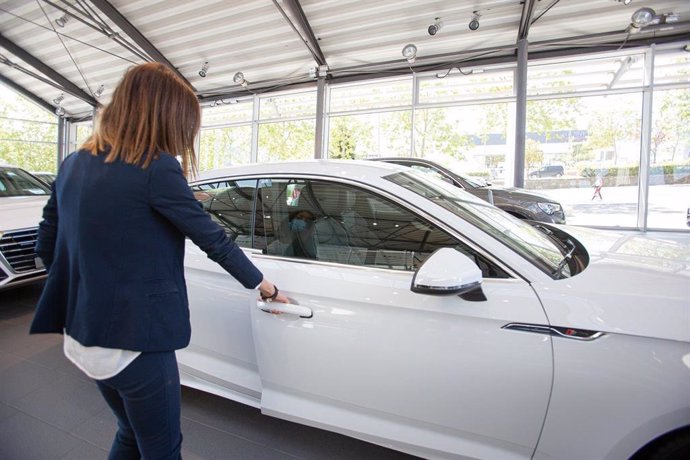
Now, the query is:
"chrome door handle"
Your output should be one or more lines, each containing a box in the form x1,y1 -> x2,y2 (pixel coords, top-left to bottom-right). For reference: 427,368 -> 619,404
257,300 -> 313,318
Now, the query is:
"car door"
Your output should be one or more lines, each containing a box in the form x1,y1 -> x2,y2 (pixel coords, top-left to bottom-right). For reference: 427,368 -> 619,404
249,177 -> 553,459
178,179 -> 265,406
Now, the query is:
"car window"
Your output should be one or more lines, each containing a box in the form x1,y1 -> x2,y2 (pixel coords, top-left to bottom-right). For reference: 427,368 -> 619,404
191,179 -> 258,248
0,167 -> 50,197
256,177 -> 508,278
386,171 -> 568,278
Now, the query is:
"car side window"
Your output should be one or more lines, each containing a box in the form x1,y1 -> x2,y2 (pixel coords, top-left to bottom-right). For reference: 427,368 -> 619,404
190,179 -> 258,248
408,164 -> 455,186
256,178 -> 508,278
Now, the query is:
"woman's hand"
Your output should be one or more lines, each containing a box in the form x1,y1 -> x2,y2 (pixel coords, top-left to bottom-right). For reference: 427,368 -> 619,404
258,279 -> 289,304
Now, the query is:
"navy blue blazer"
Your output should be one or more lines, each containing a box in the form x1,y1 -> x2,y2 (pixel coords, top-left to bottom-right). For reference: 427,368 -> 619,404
30,150 -> 263,352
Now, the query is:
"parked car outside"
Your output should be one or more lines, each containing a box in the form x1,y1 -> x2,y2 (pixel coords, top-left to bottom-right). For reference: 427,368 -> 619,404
528,164 -> 565,178
32,171 -> 57,186
0,165 -> 50,290
178,160 -> 689,460
370,157 -> 566,224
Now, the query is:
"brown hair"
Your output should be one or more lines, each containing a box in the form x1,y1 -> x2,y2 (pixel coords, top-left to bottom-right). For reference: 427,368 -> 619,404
82,62 -> 200,176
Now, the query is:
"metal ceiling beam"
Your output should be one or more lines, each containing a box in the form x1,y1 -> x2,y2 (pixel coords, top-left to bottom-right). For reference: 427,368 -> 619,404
280,0 -> 328,67
0,73 -> 55,114
0,32 -> 96,106
89,0 -> 191,86
517,0 -> 537,41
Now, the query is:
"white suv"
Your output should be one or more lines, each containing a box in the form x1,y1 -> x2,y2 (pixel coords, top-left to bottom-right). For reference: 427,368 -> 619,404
0,165 -> 51,290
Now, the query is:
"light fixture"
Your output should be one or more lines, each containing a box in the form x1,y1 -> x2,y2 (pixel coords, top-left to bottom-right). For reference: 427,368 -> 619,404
684,44 -> 690,52
55,105 -> 65,116
401,43 -> 417,64
52,93 -> 65,105
469,11 -> 481,31
55,14 -> 69,28
614,0 -> 633,5
198,62 -> 209,78
428,17 -> 442,36
309,67 -> 317,79
93,84 -> 105,98
318,65 -> 329,78
233,71 -> 248,87
631,7 -> 656,27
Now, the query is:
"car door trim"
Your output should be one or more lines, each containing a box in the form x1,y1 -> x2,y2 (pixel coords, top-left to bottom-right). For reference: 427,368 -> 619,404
502,323 -> 606,341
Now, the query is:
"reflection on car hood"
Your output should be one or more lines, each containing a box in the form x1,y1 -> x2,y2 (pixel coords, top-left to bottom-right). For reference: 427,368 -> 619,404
0,196 -> 48,232
533,226 -> 690,343
487,186 -> 557,203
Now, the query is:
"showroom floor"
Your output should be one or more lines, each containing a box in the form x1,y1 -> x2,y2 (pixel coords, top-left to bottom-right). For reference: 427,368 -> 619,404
0,282 -> 417,460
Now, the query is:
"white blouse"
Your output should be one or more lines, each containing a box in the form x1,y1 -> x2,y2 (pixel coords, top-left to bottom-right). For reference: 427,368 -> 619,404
63,332 -> 140,380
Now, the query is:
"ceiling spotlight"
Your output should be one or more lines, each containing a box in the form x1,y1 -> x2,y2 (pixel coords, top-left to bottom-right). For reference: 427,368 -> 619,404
233,71 -> 248,87
631,7 -> 656,27
93,84 -> 105,98
402,43 -> 417,64
428,17 -> 442,36
55,105 -> 66,116
52,93 -> 64,105
469,12 -> 481,31
683,44 -> 690,52
623,0 -> 632,4
198,62 -> 209,78
55,14 -> 69,28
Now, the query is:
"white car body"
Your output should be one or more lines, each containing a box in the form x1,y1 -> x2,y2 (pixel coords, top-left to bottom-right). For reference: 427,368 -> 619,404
0,166 -> 50,289
178,160 -> 690,460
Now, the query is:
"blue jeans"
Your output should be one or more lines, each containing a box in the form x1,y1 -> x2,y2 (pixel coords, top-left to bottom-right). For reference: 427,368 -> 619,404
96,351 -> 182,460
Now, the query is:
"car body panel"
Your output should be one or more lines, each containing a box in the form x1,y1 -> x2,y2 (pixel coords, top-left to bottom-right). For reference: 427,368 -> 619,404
178,160 -> 689,460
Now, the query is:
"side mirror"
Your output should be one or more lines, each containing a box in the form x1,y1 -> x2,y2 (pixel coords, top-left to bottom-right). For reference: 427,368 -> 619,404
411,248 -> 483,297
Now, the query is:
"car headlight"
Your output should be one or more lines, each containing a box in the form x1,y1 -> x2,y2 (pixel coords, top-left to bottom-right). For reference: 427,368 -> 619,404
537,202 -> 562,215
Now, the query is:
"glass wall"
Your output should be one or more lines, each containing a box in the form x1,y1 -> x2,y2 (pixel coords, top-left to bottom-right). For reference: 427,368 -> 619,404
258,90 -> 316,162
199,100 -> 253,170
0,84 -> 58,173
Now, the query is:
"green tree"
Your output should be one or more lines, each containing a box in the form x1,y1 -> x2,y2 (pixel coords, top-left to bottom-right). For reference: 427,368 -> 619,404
258,120 -> 315,162
412,109 -> 473,160
525,139 -> 544,169
328,116 -> 373,159
0,87 -> 58,172
199,126 -> 252,171
585,103 -> 639,165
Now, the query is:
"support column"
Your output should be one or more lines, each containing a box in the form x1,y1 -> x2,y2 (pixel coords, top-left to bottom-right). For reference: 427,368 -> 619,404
638,44 -> 655,231
513,38 -> 528,188
57,116 -> 66,167
314,77 -> 326,159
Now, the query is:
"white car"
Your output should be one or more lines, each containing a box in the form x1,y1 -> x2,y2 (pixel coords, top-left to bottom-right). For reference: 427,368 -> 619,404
0,166 -> 50,290
179,160 -> 690,460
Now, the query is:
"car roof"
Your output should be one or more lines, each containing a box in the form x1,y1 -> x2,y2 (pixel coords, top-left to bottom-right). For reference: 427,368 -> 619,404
193,159 -> 407,184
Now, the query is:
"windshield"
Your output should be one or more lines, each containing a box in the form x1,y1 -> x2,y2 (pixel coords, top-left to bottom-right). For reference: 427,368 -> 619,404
386,171 -> 569,278
0,167 -> 51,197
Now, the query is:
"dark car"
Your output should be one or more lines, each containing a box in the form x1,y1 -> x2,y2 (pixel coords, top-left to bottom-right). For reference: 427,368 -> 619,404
32,171 -> 57,186
528,165 -> 564,178
371,157 -> 566,224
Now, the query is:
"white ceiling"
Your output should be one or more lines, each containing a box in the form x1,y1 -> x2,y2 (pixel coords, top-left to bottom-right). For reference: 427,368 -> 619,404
0,0 -> 688,119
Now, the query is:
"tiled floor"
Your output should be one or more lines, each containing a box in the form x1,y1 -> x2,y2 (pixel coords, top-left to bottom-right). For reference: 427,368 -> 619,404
0,282 -> 417,459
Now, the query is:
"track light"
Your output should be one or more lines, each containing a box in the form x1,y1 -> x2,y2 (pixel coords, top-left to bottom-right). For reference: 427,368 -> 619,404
198,62 -> 209,78
631,7 -> 656,27
401,43 -> 417,64
52,93 -> 64,105
93,85 -> 105,98
55,105 -> 65,116
469,12 -> 481,31
428,17 -> 442,36
233,72 -> 248,87
55,14 -> 69,28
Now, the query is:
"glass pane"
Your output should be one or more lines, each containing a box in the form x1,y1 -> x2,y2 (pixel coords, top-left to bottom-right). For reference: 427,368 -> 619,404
0,84 -> 56,123
191,179 -> 257,247
647,88 -> 690,229
418,69 -> 513,104
524,93 -> 643,228
528,53 -> 645,96
202,100 -> 253,126
74,123 -> 93,148
654,48 -> 690,85
199,125 -> 252,171
259,91 -> 316,120
0,140 -> 57,173
258,120 -> 315,162
328,111 -> 411,159
413,104 -> 508,181
329,78 -> 412,113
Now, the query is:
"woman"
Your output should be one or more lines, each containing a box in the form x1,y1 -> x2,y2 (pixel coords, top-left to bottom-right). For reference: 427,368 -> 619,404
30,62 -> 287,459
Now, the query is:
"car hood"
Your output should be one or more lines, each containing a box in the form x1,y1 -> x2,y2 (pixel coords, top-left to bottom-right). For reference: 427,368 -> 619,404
532,226 -> 690,343
0,196 -> 49,232
486,186 -> 558,203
